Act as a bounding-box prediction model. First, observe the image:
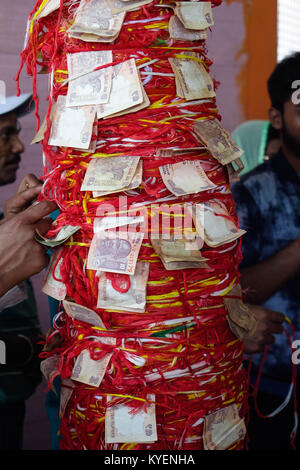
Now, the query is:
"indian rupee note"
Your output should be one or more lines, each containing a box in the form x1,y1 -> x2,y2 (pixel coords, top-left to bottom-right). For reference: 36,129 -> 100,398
49,95 -> 95,149
36,0 -> 60,19
92,159 -> 143,197
71,347 -> 114,387
151,236 -> 206,263
174,1 -> 214,30
97,261 -> 149,312
35,225 -> 81,247
87,230 -> 144,274
223,284 -> 258,336
193,118 -> 244,165
159,160 -> 215,196
169,15 -> 207,41
81,155 -> 140,192
97,59 -> 144,119
103,81 -> 149,119
63,300 -> 105,327
68,0 -> 125,41
169,54 -> 215,100
105,394 -> 157,443
59,378 -> 75,418
42,247 -> 67,301
201,199 -> 246,247
203,404 -> 246,450
66,51 -> 113,107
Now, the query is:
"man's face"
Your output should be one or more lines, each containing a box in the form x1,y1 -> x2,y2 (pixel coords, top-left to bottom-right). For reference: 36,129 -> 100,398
0,112 -> 24,185
281,100 -> 300,158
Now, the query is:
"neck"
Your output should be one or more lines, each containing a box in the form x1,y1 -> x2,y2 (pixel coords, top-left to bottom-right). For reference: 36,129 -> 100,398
281,142 -> 300,174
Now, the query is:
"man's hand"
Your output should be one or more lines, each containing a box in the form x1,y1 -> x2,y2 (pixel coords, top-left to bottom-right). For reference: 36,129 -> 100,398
0,200 -> 57,296
3,173 -> 42,219
244,305 -> 285,354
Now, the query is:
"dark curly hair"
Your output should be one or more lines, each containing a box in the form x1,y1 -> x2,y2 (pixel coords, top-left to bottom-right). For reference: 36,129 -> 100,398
267,52 -> 300,113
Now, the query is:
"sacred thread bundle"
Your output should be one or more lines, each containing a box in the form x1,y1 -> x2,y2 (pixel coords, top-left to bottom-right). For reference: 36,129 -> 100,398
18,0 -> 255,450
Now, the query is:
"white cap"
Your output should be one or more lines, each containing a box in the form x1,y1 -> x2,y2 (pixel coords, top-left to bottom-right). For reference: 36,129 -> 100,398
0,92 -> 34,118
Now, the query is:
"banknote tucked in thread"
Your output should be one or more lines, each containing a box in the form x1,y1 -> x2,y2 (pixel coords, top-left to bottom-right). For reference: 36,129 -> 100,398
59,378 -> 75,419
63,300 -> 105,327
87,230 -> 144,275
71,347 -> 114,387
174,1 -> 214,30
35,225 -> 81,247
103,79 -> 150,119
151,236 -> 209,271
36,0 -> 60,19
49,95 -> 95,149
97,261 -> 150,312
40,355 -> 60,394
159,160 -> 216,196
193,118 -> 244,165
169,53 -> 216,101
68,0 -> 125,42
188,200 -> 246,247
169,15 -> 207,41
81,155 -> 140,192
92,160 -> 143,197
66,51 -> 113,107
223,284 -> 258,338
42,247 -> 67,301
105,394 -> 158,443
203,404 -> 246,450
97,59 -> 144,119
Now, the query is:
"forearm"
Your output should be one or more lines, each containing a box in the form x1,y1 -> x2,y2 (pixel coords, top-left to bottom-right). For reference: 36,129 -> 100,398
241,239 -> 300,304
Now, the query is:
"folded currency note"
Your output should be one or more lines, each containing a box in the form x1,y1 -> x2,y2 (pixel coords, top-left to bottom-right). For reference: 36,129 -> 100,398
190,199 -> 246,247
174,1 -> 214,30
35,225 -> 81,247
66,51 -> 113,107
87,229 -> 144,275
203,404 -> 246,450
169,15 -> 207,41
42,247 -> 67,301
151,235 -> 208,271
169,53 -> 215,100
97,261 -> 149,312
105,394 -> 157,443
81,155 -> 140,192
49,95 -> 95,149
97,59 -> 144,119
92,160 -> 143,197
159,160 -> 215,196
68,0 -> 125,43
223,284 -> 258,339
71,347 -> 114,387
193,118 -> 244,165
63,300 -> 105,327
36,0 -> 60,19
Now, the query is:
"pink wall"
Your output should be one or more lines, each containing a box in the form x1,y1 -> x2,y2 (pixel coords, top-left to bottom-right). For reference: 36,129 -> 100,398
0,0 -> 245,450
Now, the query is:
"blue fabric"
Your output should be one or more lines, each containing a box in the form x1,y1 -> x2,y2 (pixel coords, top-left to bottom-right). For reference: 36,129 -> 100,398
232,150 -> 300,395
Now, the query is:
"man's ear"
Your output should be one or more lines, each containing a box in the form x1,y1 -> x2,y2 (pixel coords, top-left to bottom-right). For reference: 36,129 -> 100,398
268,107 -> 283,131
